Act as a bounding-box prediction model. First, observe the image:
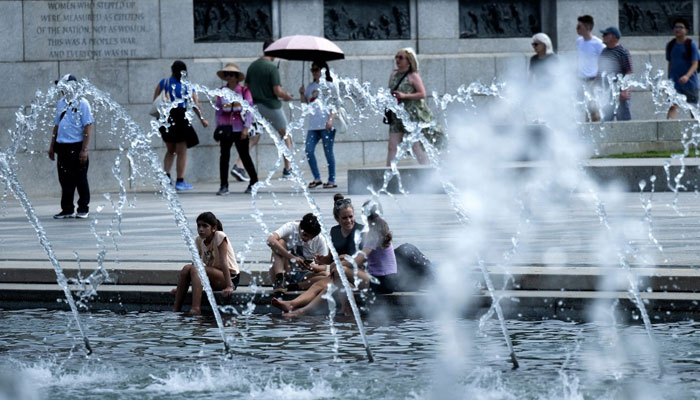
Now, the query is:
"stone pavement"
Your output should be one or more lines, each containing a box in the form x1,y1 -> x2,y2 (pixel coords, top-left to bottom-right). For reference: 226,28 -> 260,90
1,162 -> 700,319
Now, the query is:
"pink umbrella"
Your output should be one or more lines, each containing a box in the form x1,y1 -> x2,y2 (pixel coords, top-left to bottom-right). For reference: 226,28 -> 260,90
264,35 -> 345,62
264,35 -> 344,85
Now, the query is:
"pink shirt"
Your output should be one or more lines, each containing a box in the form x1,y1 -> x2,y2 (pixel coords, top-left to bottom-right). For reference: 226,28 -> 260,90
215,84 -> 253,131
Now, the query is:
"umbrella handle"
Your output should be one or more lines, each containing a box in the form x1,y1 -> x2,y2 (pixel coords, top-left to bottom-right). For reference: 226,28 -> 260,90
302,60 -> 305,87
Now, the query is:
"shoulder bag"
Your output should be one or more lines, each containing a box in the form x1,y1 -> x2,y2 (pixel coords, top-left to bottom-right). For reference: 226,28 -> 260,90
383,72 -> 408,125
150,79 -> 170,118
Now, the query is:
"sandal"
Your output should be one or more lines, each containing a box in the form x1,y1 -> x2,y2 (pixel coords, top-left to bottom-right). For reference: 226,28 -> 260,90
323,182 -> 338,189
308,180 -> 322,188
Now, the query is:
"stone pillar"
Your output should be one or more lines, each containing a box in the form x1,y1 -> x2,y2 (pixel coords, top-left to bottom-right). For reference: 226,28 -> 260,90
556,0 -> 617,53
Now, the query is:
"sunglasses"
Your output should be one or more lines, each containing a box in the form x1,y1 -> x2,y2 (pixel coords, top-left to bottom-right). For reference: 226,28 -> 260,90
674,25 -> 686,30
335,198 -> 352,208
395,55 -> 406,60
532,42 -> 541,47
222,71 -> 238,77
310,67 -> 321,72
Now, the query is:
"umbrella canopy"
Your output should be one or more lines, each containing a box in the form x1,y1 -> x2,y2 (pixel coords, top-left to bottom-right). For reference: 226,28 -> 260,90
264,35 -> 344,62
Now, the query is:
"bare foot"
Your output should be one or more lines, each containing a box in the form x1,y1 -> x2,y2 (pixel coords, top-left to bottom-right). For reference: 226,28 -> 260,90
187,307 -> 202,315
271,297 -> 293,313
282,309 -> 302,319
170,287 -> 177,294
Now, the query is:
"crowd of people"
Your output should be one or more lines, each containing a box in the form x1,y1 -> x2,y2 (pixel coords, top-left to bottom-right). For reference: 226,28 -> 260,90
45,18 -> 697,315
170,193 -> 404,316
530,15 -> 698,122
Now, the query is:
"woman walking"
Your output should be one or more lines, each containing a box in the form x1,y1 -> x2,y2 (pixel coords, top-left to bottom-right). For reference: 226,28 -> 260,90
386,48 -> 442,166
154,60 -> 208,191
299,61 -> 337,189
529,33 -> 558,87
214,62 -> 258,195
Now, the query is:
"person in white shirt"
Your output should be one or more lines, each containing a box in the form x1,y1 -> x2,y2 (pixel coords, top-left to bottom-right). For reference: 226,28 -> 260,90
576,15 -> 605,121
267,213 -> 328,293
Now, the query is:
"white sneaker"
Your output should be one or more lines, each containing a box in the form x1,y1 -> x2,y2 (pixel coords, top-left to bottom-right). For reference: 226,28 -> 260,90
75,211 -> 89,219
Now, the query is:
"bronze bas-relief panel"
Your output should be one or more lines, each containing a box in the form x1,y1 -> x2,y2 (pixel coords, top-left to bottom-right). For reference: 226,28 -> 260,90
619,0 -> 693,36
459,0 -> 541,39
194,0 -> 272,42
324,0 -> 410,40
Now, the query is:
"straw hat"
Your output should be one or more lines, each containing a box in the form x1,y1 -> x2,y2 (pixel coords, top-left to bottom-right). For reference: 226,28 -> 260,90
217,63 -> 245,80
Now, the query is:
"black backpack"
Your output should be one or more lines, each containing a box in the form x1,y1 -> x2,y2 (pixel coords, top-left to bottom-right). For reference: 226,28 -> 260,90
666,38 -> 692,61
394,243 -> 433,291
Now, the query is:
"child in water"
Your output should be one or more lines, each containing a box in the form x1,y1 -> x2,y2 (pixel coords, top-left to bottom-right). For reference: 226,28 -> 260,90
172,211 -> 240,314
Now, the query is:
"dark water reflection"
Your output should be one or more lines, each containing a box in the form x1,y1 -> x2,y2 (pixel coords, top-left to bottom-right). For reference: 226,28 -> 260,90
0,309 -> 698,399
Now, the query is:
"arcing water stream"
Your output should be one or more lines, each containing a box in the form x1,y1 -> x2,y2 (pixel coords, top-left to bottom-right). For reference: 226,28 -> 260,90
2,61 -> 698,375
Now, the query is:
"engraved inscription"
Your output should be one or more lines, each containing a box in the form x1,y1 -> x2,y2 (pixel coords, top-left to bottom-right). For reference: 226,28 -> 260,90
29,0 -> 151,60
193,0 -> 272,42
619,0 -> 693,36
324,0 -> 410,41
459,0 -> 541,39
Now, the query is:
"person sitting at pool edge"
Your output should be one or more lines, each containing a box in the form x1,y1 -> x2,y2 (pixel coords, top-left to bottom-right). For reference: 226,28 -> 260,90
272,200 -> 398,317
284,193 -> 365,293
172,211 -> 239,314
267,213 -> 328,293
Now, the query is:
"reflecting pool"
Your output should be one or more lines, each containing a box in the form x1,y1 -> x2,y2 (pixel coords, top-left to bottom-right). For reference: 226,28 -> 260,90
0,309 -> 698,399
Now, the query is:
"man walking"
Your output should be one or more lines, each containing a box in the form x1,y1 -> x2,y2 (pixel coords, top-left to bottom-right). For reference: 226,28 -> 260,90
48,74 -> 94,219
576,15 -> 605,121
598,26 -> 633,121
239,40 -> 294,179
666,17 -> 699,119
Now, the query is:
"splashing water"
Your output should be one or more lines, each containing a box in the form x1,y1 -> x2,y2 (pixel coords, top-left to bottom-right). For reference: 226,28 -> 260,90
0,151 -> 92,355
182,76 -> 376,361
2,76 -> 234,354
3,56 -> 700,380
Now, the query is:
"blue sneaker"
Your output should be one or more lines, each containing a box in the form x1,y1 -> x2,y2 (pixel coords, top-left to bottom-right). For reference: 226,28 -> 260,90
175,180 -> 194,191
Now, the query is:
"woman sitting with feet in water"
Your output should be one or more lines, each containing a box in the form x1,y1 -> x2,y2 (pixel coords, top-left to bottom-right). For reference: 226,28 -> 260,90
271,200 -> 397,317
286,193 -> 364,293
172,212 -> 240,314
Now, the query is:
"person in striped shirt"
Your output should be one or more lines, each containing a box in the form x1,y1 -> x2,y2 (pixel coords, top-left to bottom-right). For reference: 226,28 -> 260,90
598,26 -> 633,121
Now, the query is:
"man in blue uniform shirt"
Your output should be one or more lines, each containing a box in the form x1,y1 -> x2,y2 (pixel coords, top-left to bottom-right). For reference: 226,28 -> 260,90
48,74 -> 94,219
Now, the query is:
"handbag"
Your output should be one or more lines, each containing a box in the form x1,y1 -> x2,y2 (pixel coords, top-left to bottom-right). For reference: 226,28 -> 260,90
213,125 -> 234,141
150,81 -> 170,118
334,107 -> 348,134
383,72 -> 409,125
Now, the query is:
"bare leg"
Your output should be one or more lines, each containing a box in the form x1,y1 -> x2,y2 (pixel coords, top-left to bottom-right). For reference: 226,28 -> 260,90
173,264 -> 193,312
189,265 -> 229,314
189,265 -> 203,314
284,294 -> 328,318
164,142 -> 176,176
175,141 -> 188,180
386,132 -> 403,166
279,129 -> 292,170
412,141 -> 428,164
334,266 -> 370,316
667,104 -> 679,120
271,278 -> 331,313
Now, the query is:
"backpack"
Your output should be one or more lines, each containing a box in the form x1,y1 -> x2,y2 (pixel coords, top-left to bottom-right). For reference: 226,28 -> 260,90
394,243 -> 433,291
666,38 -> 692,61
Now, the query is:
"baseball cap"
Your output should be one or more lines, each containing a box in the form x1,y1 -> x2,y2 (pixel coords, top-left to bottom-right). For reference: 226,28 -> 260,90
600,26 -> 621,39
54,74 -> 77,84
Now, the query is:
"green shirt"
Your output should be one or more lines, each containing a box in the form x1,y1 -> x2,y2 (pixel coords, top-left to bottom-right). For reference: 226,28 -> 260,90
245,57 -> 282,109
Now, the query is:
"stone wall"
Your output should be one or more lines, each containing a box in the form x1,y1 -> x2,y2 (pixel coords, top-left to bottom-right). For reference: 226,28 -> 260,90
1,0 -> 698,196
